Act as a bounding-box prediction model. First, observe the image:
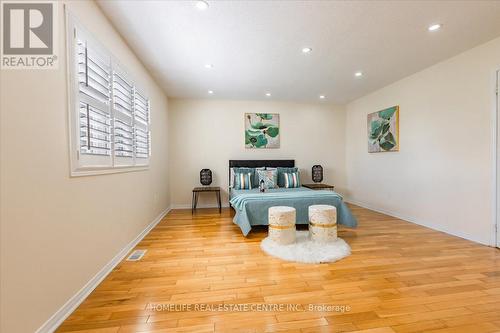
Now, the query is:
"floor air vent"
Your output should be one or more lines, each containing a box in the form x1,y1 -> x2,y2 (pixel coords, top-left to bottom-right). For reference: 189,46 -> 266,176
126,249 -> 147,261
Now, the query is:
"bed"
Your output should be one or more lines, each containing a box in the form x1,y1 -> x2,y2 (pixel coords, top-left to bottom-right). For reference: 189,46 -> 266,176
228,160 -> 357,236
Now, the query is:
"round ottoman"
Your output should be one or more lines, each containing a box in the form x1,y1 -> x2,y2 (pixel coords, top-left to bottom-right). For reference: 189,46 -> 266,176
268,206 -> 296,245
309,205 -> 337,242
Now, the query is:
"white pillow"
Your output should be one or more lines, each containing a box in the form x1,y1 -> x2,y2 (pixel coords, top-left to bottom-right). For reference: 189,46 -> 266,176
230,168 -> 235,188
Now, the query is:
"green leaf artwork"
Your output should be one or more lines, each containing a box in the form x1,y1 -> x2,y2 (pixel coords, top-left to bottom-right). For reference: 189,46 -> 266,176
245,113 -> 280,148
367,106 -> 399,153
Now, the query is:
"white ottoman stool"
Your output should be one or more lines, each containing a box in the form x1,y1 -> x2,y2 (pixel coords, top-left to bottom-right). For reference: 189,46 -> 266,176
309,205 -> 337,242
268,206 -> 296,245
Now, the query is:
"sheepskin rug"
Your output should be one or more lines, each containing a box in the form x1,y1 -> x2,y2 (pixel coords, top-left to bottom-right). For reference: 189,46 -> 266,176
260,231 -> 351,264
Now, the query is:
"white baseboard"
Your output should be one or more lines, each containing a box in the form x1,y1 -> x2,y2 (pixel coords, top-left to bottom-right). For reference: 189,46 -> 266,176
345,198 -> 491,246
171,203 -> 230,209
35,206 -> 171,333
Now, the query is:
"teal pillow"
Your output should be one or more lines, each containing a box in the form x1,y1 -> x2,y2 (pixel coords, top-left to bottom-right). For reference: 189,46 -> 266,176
234,167 -> 254,175
234,172 -> 253,190
283,171 -> 301,188
256,169 -> 278,189
231,167 -> 255,188
277,167 -> 298,187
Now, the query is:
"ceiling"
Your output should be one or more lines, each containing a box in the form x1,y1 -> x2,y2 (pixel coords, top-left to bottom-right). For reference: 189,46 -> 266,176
97,0 -> 500,104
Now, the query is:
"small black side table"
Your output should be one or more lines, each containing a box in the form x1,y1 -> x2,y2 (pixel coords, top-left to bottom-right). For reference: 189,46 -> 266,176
192,186 -> 221,214
302,183 -> 335,191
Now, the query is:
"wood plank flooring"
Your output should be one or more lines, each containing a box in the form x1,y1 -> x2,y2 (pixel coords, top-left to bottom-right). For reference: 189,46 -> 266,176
57,205 -> 500,333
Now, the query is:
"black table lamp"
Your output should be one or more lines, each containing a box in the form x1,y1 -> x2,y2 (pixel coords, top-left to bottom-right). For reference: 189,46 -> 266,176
312,165 -> 323,183
200,169 -> 212,186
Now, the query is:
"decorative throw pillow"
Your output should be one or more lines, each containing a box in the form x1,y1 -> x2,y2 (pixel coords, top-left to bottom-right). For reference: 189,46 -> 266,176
230,167 -> 255,188
234,172 -> 253,190
257,169 -> 278,189
283,172 -> 301,188
254,167 -> 266,188
277,167 -> 298,187
230,168 -> 235,188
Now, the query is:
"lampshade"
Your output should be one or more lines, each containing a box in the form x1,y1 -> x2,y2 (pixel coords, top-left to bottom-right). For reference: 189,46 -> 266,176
312,165 -> 323,183
200,169 -> 212,186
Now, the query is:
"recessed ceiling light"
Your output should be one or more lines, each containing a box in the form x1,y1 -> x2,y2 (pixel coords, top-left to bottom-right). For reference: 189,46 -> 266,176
208,90 -> 214,94
355,71 -> 363,77
319,95 -> 326,99
428,24 -> 441,31
204,64 -> 213,69
195,0 -> 209,10
265,93 -> 271,97
302,47 -> 312,54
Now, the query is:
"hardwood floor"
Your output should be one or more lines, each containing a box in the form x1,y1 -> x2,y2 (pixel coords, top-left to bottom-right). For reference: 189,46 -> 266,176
57,205 -> 500,333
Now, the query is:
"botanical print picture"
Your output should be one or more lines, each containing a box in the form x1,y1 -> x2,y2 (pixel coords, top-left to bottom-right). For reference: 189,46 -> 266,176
367,106 -> 399,153
245,113 -> 280,148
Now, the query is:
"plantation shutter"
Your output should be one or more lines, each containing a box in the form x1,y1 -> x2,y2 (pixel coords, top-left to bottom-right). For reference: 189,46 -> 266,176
134,89 -> 150,166
75,33 -> 113,168
69,17 -> 152,174
112,69 -> 135,166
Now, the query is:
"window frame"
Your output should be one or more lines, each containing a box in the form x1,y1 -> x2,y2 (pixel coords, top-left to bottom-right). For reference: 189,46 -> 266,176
66,12 -> 151,176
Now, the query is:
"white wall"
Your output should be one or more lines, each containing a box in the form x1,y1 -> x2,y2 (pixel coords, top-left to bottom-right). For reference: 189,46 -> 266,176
169,99 -> 346,207
345,37 -> 500,246
0,1 -> 170,332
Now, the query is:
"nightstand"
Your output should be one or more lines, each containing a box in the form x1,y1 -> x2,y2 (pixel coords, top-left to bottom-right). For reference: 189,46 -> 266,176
192,186 -> 221,213
302,183 -> 335,191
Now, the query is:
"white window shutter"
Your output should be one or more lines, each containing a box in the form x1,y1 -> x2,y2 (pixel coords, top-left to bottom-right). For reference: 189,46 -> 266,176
112,69 -> 135,166
134,89 -> 150,166
75,35 -> 113,169
68,16 -> 152,174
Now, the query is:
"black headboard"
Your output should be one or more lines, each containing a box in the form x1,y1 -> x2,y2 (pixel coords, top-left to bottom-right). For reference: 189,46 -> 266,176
229,160 -> 295,187
229,159 -> 295,168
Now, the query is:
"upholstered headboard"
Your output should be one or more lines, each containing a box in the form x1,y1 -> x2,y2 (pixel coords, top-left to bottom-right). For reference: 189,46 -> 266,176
228,159 -> 295,187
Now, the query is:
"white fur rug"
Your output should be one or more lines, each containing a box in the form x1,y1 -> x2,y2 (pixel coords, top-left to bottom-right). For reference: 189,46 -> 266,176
261,231 -> 351,264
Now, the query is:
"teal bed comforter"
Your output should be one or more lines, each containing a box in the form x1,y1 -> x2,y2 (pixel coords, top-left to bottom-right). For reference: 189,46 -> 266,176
229,187 -> 357,236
